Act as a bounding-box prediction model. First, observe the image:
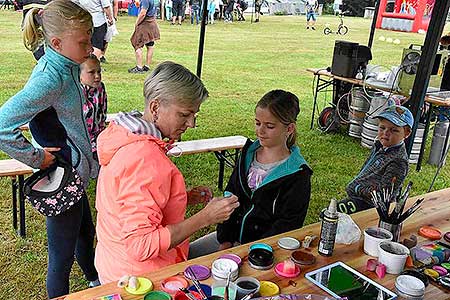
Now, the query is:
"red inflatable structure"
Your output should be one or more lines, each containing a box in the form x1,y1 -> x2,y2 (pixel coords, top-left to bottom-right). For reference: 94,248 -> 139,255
376,0 -> 435,33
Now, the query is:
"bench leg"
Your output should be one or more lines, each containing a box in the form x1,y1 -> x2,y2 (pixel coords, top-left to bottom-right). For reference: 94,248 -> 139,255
11,176 -> 18,231
18,175 -> 26,237
218,150 -> 225,191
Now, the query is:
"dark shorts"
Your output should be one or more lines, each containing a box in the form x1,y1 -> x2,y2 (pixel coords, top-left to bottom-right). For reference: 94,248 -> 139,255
172,0 -> 183,17
92,23 -> 107,50
307,11 -> 316,21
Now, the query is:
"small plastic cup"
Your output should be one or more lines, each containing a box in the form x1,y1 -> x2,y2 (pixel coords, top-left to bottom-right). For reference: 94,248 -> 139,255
364,227 -> 393,257
234,276 -> 260,300
211,280 -> 237,300
378,241 -> 410,274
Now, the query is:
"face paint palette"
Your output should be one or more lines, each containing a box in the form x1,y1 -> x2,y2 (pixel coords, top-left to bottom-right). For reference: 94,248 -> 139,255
410,239 -> 450,291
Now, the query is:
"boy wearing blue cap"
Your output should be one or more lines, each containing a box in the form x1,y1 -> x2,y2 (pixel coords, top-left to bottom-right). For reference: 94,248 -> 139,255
338,105 -> 414,214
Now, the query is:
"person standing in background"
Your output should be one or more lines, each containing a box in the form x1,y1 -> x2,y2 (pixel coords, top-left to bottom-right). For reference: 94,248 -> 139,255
305,0 -> 318,30
101,0 -> 119,63
128,0 -> 160,73
165,0 -> 173,21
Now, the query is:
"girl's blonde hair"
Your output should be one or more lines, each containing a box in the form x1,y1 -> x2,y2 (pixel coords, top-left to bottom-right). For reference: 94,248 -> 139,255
256,90 -> 300,148
23,0 -> 92,52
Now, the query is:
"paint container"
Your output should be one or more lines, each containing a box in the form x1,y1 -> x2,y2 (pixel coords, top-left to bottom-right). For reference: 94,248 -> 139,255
400,270 -> 429,287
291,250 -> 316,265
161,276 -> 189,294
219,254 -> 242,266
124,277 -> 153,295
184,265 -> 211,281
249,243 -> 273,253
379,220 -> 403,242
248,248 -> 274,270
444,232 -> 450,243
363,227 -> 393,257
144,291 -> 172,300
277,237 -> 300,250
378,241 -> 410,274
395,275 -> 425,300
432,265 -> 448,276
258,281 -> 279,297
174,290 -> 202,300
188,284 -> 212,297
211,258 -> 239,281
211,280 -> 237,300
274,260 -> 301,278
234,276 -> 260,300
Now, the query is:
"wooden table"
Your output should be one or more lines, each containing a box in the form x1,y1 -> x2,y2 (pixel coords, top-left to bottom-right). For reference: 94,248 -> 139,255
63,188 -> 450,300
306,67 -> 450,171
0,159 -> 33,237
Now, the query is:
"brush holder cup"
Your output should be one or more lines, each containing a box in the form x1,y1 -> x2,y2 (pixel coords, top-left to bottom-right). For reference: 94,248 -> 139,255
379,220 -> 403,242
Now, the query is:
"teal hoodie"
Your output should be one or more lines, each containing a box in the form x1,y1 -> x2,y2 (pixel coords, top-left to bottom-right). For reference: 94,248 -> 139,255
0,47 -> 98,187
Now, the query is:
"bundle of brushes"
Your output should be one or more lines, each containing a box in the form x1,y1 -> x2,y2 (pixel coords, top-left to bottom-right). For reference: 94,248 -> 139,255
370,180 -> 424,225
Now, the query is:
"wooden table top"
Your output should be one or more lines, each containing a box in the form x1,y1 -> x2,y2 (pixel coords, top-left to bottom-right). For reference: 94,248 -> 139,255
0,159 -> 33,177
63,188 -> 450,300
306,68 -> 450,107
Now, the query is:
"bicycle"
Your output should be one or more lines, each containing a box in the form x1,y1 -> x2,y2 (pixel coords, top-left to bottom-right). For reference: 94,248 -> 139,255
323,11 -> 348,35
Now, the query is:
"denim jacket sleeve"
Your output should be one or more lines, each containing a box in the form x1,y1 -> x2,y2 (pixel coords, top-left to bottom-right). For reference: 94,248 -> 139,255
0,72 -> 61,168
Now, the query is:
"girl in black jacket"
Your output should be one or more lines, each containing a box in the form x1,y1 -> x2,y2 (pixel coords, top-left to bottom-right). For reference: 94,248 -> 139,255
189,90 -> 312,258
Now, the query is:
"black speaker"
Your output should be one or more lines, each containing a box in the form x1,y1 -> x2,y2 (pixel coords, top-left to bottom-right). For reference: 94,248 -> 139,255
331,40 -> 372,78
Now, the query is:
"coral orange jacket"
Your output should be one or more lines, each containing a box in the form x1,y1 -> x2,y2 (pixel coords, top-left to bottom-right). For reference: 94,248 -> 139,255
94,123 -> 189,283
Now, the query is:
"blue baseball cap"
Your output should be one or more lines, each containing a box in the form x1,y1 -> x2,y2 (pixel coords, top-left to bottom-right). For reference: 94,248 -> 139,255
375,105 -> 414,128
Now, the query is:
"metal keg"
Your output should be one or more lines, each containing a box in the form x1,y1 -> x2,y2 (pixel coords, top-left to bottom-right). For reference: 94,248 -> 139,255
349,87 -> 371,138
361,117 -> 379,149
367,92 -> 389,117
428,120 -> 450,166
408,123 -> 425,164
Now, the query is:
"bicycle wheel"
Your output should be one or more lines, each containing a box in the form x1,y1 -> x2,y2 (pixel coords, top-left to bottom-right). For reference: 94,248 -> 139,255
338,25 -> 348,35
324,27 -> 332,35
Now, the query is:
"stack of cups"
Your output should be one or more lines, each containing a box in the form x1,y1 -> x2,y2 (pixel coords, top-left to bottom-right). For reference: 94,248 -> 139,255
363,227 -> 393,257
378,241 -> 410,274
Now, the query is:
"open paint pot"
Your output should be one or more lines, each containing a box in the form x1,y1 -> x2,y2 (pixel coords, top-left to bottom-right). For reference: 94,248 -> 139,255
258,281 -> 279,297
211,280 -> 237,300
188,283 -> 212,297
401,270 -> 429,287
211,258 -> 239,281
378,241 -> 410,274
184,265 -> 211,281
174,290 -> 202,300
161,276 -> 189,294
234,276 -> 260,300
291,250 -> 316,265
395,275 -> 425,300
248,248 -> 274,270
363,227 -> 393,257
124,277 -> 153,295
144,291 -> 172,300
219,254 -> 242,266
274,260 -> 301,278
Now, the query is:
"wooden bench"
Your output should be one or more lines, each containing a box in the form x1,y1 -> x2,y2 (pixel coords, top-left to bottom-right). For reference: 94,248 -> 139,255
0,135 -> 247,237
0,159 -> 33,237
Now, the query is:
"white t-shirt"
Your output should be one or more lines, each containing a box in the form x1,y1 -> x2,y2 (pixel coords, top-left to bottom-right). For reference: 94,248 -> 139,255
75,0 -> 110,27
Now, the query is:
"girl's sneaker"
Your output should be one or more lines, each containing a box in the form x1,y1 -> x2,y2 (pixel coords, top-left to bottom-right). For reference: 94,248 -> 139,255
128,66 -> 144,74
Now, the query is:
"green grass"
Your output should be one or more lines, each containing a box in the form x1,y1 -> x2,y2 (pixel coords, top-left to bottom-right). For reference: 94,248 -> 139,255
1,10 -> 450,299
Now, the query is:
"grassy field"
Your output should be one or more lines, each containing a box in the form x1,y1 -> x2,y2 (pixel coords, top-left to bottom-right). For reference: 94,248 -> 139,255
0,9 -> 449,299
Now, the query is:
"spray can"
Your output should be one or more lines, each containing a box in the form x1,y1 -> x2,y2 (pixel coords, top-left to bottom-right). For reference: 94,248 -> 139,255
318,198 -> 339,256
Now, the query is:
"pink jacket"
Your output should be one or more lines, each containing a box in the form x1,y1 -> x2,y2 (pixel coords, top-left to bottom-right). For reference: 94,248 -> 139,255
94,123 -> 189,283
